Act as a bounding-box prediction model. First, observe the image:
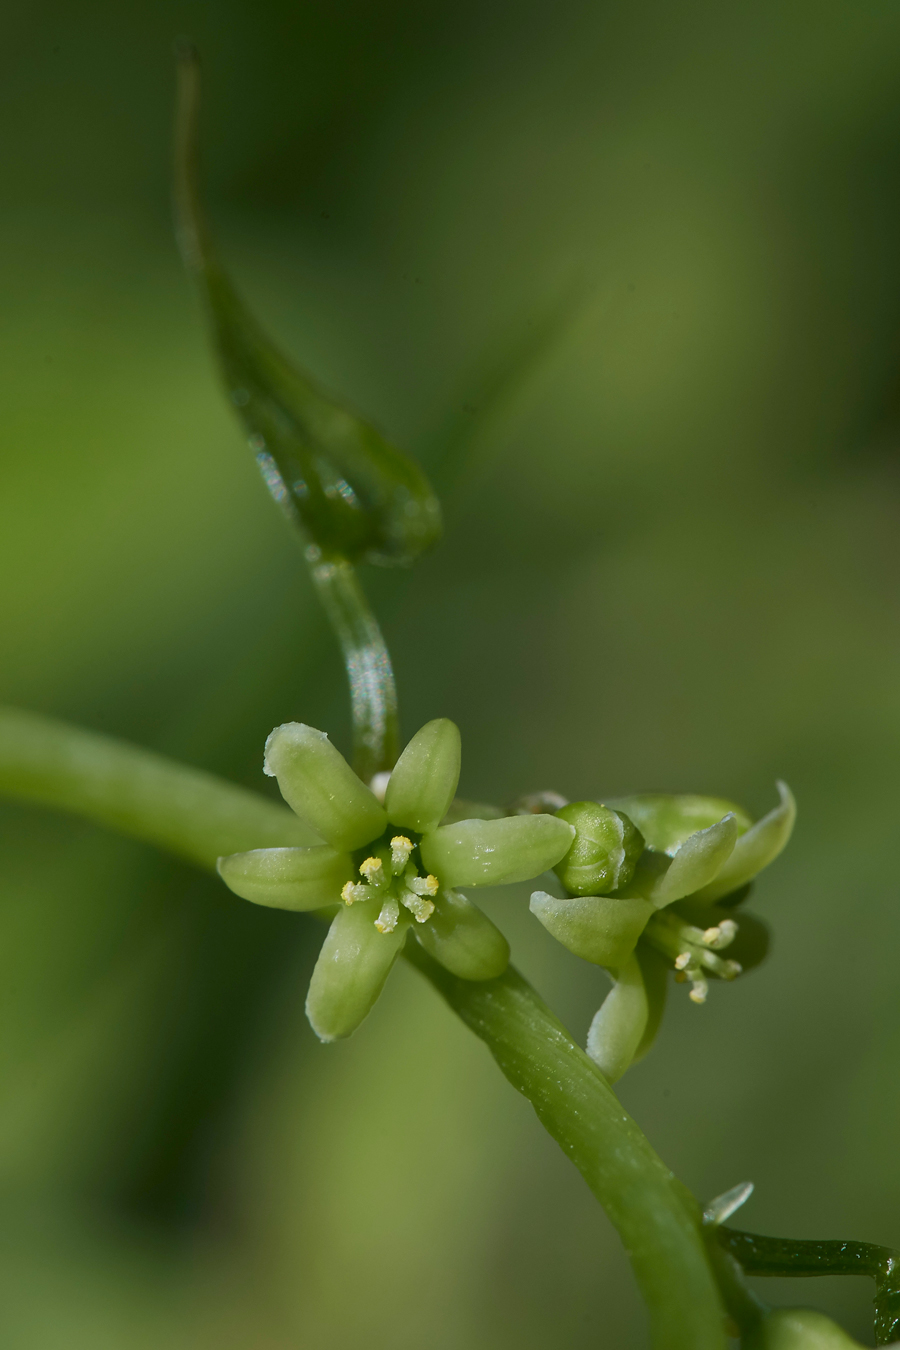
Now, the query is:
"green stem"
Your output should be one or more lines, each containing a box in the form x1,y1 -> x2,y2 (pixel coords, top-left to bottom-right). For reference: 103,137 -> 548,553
404,943 -> 727,1349
0,705 -> 317,869
717,1227 -> 900,1346
308,554 -> 399,781
0,707 -> 726,1348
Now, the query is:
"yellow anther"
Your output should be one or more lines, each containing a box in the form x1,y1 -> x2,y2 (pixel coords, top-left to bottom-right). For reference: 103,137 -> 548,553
409,873 -> 440,897
674,952 -> 691,970
422,874 -> 439,896
375,897 -> 400,933
390,836 -> 414,872
359,856 -> 383,879
342,881 -> 369,906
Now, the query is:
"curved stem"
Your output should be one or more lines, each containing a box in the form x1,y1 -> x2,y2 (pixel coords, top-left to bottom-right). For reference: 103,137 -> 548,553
309,554 -> 399,780
404,943 -> 727,1349
0,708 -> 725,1347
717,1227 -> 900,1346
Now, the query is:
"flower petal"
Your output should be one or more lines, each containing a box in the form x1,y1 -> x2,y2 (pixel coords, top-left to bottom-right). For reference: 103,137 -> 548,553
529,891 -> 652,968
585,951 -> 650,1083
305,897 -> 409,1041
264,722 -> 387,850
631,945 -> 668,1064
384,718 -> 461,833
414,889 -> 509,980
420,814 -> 574,888
692,781 -> 796,903
606,793 -> 752,856
628,813 -> 739,908
217,845 -> 353,911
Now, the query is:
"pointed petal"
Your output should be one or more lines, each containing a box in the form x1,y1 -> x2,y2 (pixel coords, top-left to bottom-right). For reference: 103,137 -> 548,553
631,945 -> 668,1063
414,889 -> 509,980
218,845 -> 353,911
264,722 -> 386,850
648,813 -> 739,908
692,782 -> 796,903
384,719 -> 461,833
529,892 -> 651,968
305,897 -> 408,1041
585,952 -> 649,1083
606,793 -> 751,855
420,814 -> 574,889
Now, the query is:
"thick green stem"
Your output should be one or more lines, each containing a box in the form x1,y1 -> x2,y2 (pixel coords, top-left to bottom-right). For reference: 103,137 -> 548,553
308,554 -> 399,781
0,707 -> 726,1347
404,943 -> 727,1349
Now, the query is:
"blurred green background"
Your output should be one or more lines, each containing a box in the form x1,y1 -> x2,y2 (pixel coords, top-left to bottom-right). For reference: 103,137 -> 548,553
3,0 -> 900,1344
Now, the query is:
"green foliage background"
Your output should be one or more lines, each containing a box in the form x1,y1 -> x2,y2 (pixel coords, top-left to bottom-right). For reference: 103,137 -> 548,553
2,1 -> 900,1344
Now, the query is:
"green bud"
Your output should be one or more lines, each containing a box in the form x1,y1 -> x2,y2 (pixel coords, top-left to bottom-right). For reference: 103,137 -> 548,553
553,801 -> 644,896
217,844 -> 353,910
264,722 -> 387,851
174,47 -> 441,567
305,896 -> 409,1041
693,781 -> 796,903
529,892 -> 652,969
606,793 -> 752,855
420,814 -> 575,888
414,889 -> 509,980
385,719 -> 461,834
747,1309 -> 866,1349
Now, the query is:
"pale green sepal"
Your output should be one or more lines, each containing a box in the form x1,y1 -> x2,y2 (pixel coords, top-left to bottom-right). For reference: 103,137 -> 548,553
631,945 -> 668,1063
305,897 -> 409,1041
692,781 -> 796,903
648,813 -> 739,908
384,719 -> 461,833
264,722 -> 386,850
529,891 -> 651,968
414,889 -> 509,980
420,814 -> 575,888
606,793 -> 751,855
747,1308 -> 866,1349
585,951 -> 649,1083
217,845 -> 354,911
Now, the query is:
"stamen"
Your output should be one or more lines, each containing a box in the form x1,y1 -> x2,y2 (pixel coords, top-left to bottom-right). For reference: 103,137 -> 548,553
689,978 -> 709,1004
674,952 -> 691,971
375,896 -> 400,933
359,856 -> 388,891
341,881 -> 370,906
703,919 -> 738,950
408,873 -> 439,897
400,889 -> 435,923
390,836 -> 414,873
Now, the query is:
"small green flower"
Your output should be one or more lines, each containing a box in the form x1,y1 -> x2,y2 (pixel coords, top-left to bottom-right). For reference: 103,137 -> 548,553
530,783 -> 795,1080
218,718 -> 574,1041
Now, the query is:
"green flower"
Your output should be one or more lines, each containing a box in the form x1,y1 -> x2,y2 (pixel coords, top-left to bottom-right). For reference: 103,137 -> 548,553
530,784 -> 795,1081
218,718 -> 574,1041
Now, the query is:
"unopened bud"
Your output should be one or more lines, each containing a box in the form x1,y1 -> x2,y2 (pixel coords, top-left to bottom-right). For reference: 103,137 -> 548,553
553,801 -> 644,896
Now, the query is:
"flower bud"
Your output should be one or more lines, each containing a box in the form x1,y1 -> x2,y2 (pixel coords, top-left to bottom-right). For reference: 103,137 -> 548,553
747,1309 -> 866,1349
553,801 -> 644,896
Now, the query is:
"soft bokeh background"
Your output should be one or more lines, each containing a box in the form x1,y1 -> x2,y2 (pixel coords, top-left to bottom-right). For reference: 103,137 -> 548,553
2,0 -> 900,1344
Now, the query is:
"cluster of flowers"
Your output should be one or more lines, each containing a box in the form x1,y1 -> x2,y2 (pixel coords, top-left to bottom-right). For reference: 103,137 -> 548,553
217,717 -> 794,1080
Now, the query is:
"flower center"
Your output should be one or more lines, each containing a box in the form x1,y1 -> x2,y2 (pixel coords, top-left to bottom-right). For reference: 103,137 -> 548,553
642,909 -> 742,1004
341,834 -> 440,934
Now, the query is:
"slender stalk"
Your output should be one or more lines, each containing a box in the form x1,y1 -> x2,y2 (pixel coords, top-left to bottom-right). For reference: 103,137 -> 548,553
308,554 -> 399,781
0,705 -> 317,869
0,708 -> 726,1347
